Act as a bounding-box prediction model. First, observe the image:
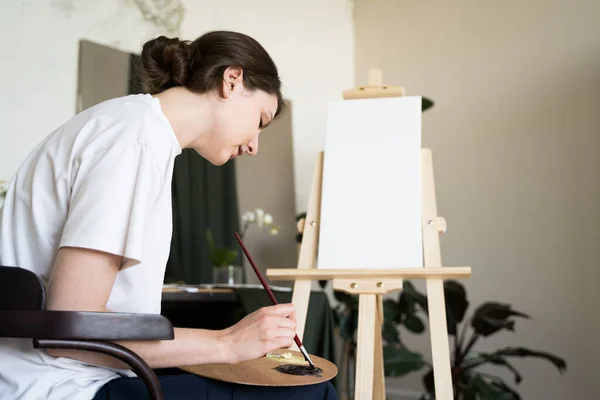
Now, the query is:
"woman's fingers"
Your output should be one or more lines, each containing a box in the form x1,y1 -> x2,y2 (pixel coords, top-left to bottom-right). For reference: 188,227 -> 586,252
261,327 -> 296,341
222,304 -> 299,363
271,336 -> 295,351
259,303 -> 295,317
256,304 -> 297,329
267,314 -> 296,330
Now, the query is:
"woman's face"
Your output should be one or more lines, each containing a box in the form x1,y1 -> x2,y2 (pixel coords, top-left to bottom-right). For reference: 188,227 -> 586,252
198,68 -> 279,166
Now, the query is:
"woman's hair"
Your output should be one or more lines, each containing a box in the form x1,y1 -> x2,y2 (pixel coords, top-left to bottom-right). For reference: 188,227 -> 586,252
138,31 -> 285,118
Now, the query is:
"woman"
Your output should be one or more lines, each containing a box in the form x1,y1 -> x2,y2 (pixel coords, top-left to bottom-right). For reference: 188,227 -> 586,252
0,31 -> 337,399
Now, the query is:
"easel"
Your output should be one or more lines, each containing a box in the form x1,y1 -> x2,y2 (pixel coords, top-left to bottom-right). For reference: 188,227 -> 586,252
267,69 -> 471,400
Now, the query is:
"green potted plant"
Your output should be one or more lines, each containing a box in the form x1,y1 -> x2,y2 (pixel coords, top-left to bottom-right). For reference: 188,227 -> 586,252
333,280 -> 567,399
207,208 -> 280,285
206,228 -> 241,285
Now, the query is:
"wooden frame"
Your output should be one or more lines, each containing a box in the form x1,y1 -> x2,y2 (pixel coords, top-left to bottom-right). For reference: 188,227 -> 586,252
267,70 -> 472,400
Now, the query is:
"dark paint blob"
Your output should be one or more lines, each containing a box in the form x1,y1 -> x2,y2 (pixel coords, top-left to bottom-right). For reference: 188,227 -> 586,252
273,364 -> 323,377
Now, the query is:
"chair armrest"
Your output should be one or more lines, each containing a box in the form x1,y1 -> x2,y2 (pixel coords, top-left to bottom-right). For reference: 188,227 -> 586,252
0,310 -> 174,341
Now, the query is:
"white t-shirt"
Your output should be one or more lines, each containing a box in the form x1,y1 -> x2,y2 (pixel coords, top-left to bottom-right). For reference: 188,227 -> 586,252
0,94 -> 182,399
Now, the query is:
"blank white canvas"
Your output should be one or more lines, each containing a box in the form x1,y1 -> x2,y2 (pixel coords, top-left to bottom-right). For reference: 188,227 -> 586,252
317,96 -> 423,270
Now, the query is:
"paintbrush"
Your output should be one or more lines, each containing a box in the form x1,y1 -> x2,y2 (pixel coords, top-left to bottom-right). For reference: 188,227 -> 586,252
234,231 -> 316,369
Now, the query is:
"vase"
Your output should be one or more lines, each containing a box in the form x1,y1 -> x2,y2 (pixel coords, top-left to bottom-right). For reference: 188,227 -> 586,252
212,265 -> 243,285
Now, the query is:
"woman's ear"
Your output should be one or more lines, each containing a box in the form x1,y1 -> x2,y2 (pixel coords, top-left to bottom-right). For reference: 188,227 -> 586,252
221,67 -> 244,99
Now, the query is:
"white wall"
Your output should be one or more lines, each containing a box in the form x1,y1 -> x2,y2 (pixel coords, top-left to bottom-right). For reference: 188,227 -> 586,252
354,0 -> 600,399
0,0 -> 355,213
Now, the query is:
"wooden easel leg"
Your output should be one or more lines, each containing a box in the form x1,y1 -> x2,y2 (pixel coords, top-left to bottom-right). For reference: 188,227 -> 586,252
290,152 -> 324,342
421,149 -> 454,398
426,279 -> 453,400
355,294 -> 377,400
373,294 -> 385,400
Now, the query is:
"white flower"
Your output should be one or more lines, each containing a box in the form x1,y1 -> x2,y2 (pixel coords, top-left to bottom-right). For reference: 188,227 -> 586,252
255,208 -> 265,227
240,208 -> 278,236
241,211 -> 255,223
264,213 -> 273,225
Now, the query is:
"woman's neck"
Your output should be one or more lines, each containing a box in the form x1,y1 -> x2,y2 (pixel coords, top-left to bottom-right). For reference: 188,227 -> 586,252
153,87 -> 215,150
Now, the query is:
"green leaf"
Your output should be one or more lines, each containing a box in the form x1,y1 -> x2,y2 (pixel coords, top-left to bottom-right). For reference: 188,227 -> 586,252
397,289 -> 415,319
334,290 -> 358,310
206,229 -> 217,253
206,229 -> 239,267
444,280 -> 469,335
463,353 -> 523,384
468,375 -> 515,399
458,381 -> 477,400
494,347 -> 567,373
382,319 -> 400,343
404,315 -> 426,333
383,298 -> 399,322
398,281 -> 468,336
422,97 -> 434,112
396,294 -> 412,328
382,299 -> 401,343
402,281 -> 429,313
427,367 -> 520,400
489,379 -> 522,400
444,281 -> 468,321
223,249 -> 239,265
210,248 -> 238,267
465,374 -> 521,399
471,302 -> 530,337
383,344 -> 426,377
422,368 -> 434,395
397,281 -> 428,333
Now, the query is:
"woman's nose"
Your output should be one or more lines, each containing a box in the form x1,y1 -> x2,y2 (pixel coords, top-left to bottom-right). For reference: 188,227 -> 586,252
247,138 -> 259,155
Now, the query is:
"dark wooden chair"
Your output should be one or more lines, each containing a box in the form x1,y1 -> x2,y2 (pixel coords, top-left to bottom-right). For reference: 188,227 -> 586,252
0,265 -> 175,400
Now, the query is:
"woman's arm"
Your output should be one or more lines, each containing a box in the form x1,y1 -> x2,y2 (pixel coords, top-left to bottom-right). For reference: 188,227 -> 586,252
45,246 -> 297,369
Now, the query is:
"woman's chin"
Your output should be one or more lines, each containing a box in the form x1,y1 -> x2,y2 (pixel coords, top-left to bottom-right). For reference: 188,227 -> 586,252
213,158 -> 231,166
195,150 -> 231,166
216,153 -> 236,165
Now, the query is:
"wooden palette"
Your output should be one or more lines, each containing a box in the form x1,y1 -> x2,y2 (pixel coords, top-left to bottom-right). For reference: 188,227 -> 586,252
180,350 -> 338,387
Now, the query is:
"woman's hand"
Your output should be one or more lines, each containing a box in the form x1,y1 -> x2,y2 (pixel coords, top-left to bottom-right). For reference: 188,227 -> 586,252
219,303 -> 297,364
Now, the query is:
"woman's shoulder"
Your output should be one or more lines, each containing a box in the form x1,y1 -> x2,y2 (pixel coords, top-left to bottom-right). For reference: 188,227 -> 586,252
84,94 -> 167,132
76,94 -> 180,156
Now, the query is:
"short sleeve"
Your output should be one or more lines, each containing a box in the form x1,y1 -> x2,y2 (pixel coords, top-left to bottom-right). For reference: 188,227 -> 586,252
59,142 -> 162,267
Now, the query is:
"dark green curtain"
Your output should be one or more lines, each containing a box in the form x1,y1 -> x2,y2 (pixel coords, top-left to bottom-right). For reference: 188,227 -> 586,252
128,54 -> 241,284
165,150 -> 241,283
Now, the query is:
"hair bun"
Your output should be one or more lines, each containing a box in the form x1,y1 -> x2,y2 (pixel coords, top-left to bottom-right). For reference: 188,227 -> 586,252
140,36 -> 193,94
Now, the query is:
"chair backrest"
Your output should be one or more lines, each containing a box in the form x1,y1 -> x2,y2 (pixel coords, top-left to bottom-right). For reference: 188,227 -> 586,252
0,266 -> 45,310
